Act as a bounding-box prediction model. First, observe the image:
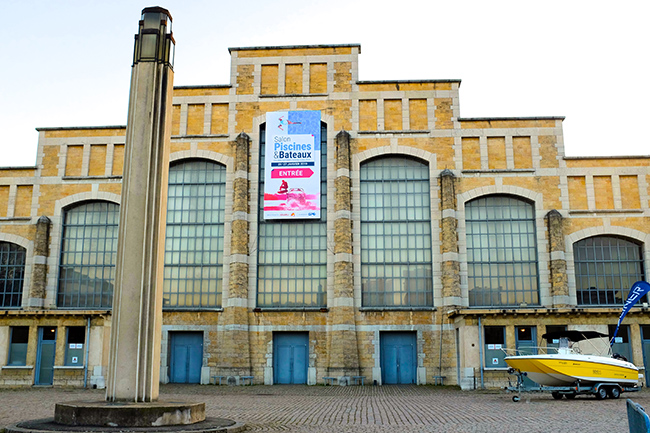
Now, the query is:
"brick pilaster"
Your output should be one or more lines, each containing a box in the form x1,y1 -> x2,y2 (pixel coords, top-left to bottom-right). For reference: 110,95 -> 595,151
440,169 -> 461,306
26,215 -> 50,309
217,132 -> 252,378
546,209 -> 570,306
327,130 -> 360,378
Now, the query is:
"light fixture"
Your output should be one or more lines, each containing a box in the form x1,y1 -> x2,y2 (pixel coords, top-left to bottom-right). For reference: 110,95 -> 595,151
133,7 -> 174,67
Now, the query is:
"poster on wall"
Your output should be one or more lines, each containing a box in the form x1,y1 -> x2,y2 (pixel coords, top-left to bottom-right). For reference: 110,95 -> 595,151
264,110 -> 321,219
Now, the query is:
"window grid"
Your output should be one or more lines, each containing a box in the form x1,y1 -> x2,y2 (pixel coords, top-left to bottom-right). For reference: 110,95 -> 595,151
0,242 -> 26,308
360,157 -> 433,307
164,160 -> 226,309
574,236 -> 645,306
257,123 -> 327,308
58,201 -> 118,309
466,196 -> 539,307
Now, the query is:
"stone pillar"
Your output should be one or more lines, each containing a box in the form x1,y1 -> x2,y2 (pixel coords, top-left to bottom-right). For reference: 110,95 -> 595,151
327,130 -> 360,378
106,8 -> 174,402
440,169 -> 461,306
217,132 -> 251,377
26,216 -> 50,309
546,209 -> 569,306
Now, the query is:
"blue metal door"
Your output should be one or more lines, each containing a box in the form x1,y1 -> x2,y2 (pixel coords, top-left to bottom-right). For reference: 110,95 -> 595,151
35,327 -> 57,385
381,332 -> 416,384
516,326 -> 537,387
641,326 -> 650,387
274,332 -> 308,384
170,332 -> 203,384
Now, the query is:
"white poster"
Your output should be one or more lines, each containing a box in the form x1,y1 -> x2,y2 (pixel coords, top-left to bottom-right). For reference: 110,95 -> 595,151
264,111 -> 321,219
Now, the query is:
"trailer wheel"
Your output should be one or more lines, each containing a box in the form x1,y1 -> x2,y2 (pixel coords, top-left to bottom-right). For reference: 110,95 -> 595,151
608,386 -> 621,399
551,392 -> 563,400
565,393 -> 576,400
512,396 -> 520,402
595,387 -> 608,400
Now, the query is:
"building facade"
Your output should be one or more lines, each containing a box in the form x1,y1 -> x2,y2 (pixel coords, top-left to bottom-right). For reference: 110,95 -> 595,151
1,44 -> 649,389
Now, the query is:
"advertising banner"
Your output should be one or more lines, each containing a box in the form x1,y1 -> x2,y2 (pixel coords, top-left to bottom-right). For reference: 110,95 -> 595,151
264,111 -> 321,219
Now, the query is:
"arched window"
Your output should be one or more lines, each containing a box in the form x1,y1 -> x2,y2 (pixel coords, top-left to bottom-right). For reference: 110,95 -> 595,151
58,201 -> 119,308
574,236 -> 645,306
360,157 -> 433,307
257,123 -> 327,308
0,242 -> 26,308
163,159 -> 226,309
466,195 -> 539,307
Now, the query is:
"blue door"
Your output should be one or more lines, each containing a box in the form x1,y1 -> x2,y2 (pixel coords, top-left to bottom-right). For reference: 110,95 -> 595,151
35,327 -> 57,385
170,332 -> 203,384
516,326 -> 537,387
381,332 -> 416,384
274,332 -> 308,384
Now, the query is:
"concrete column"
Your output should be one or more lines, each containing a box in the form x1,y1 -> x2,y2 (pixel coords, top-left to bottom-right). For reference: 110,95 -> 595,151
327,130 -> 360,378
440,169 -> 461,306
217,132 -> 252,377
26,216 -> 50,309
106,8 -> 174,402
546,209 -> 570,306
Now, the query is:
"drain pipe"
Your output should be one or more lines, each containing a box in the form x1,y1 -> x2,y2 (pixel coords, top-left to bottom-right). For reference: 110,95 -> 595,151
83,316 -> 90,388
437,312 -> 444,379
478,316 -> 484,389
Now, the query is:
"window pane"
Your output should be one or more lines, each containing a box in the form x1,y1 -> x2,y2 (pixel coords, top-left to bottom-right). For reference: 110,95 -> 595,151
574,236 -> 645,306
58,202 -> 119,308
163,160 -> 226,309
360,157 -> 433,307
466,196 -> 539,307
0,242 -> 26,308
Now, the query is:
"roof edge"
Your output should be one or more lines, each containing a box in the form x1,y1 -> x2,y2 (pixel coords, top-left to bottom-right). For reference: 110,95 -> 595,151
36,125 -> 126,131
229,43 -> 361,53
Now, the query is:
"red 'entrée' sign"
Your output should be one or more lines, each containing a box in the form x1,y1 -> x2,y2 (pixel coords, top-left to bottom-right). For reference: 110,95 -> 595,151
270,168 -> 314,179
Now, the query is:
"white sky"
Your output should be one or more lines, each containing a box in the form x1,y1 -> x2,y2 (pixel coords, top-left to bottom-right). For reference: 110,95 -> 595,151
1,0 -> 648,167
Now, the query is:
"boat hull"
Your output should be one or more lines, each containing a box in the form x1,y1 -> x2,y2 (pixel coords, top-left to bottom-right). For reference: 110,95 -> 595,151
505,354 -> 639,386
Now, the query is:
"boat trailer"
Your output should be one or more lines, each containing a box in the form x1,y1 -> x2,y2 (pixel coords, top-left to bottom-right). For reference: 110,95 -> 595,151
505,368 -> 642,402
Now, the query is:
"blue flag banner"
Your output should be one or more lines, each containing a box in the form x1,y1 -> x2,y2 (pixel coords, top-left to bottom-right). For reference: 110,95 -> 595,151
611,281 -> 650,346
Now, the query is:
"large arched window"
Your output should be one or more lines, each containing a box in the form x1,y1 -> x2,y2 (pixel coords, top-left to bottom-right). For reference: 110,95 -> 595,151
574,236 -> 645,306
257,123 -> 327,308
163,159 -> 226,309
1,242 -> 26,308
360,157 -> 433,307
58,201 -> 119,308
466,195 -> 539,307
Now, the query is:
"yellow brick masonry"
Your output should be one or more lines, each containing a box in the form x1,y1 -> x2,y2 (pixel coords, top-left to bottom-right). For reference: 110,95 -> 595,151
2,44 -> 650,389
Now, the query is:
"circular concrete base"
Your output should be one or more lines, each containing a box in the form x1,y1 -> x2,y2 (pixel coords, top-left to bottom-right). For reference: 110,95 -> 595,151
6,418 -> 245,433
54,401 -> 205,427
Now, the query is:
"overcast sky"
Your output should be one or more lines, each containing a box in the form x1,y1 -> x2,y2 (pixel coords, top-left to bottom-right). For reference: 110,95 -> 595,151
1,0 -> 648,167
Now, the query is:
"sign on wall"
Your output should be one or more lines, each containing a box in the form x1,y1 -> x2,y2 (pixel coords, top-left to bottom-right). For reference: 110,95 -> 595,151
264,111 -> 321,219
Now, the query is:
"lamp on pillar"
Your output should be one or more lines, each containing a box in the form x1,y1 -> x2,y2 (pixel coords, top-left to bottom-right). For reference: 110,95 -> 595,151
133,7 -> 175,66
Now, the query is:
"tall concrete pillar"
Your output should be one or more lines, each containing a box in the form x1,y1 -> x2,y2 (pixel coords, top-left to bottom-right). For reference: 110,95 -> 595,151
106,7 -> 174,402
440,169 -> 461,306
327,130 -> 360,378
26,215 -> 50,309
546,209 -> 570,306
217,132 -> 252,377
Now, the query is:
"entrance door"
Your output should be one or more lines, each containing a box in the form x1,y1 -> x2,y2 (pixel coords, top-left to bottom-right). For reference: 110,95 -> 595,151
641,326 -> 650,387
381,332 -> 416,384
169,332 -> 203,384
516,326 -> 537,387
35,327 -> 57,385
274,332 -> 308,384
609,324 -> 632,362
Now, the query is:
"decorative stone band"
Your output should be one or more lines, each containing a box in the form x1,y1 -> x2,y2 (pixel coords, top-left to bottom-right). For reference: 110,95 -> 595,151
550,250 -> 565,261
331,297 -> 354,307
443,296 -> 463,307
233,170 -> 248,180
336,168 -> 350,178
33,255 -> 47,265
226,297 -> 248,308
334,210 -> 351,220
442,208 -> 456,219
231,211 -> 249,222
442,252 -> 459,262
228,254 -> 249,265
334,253 -> 353,263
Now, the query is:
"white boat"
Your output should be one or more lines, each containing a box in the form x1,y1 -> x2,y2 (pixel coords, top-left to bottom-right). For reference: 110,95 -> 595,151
504,330 -> 640,387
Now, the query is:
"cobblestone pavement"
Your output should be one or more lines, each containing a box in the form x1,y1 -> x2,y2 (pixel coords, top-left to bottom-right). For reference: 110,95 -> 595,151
1,384 -> 648,432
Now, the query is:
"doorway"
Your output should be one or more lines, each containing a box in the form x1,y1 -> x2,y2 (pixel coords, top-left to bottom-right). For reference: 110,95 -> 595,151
169,332 -> 203,384
35,327 -> 57,385
380,331 -> 417,384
